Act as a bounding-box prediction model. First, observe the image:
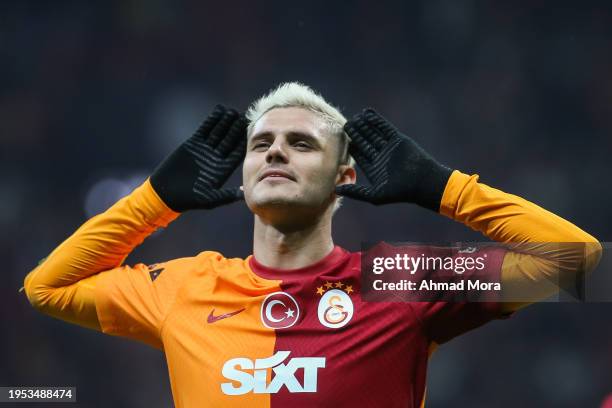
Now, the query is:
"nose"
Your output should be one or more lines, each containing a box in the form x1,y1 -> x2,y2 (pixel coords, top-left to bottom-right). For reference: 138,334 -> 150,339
265,140 -> 289,164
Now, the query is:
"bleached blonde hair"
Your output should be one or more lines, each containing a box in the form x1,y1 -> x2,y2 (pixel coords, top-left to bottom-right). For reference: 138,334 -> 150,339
246,82 -> 355,212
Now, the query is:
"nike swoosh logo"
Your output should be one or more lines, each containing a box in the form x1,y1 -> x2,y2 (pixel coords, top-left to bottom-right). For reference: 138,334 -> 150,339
207,308 -> 246,324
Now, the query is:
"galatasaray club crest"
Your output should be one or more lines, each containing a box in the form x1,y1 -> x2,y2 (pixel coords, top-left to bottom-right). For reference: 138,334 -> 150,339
316,281 -> 354,329
260,292 -> 300,329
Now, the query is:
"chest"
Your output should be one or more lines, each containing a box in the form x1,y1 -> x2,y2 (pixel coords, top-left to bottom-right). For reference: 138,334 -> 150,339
161,276 -> 427,399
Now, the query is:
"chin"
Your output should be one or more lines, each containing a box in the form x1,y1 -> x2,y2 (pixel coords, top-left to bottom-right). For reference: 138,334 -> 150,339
248,192 -> 311,212
252,195 -> 335,218
253,196 -> 302,209
246,187 -> 332,213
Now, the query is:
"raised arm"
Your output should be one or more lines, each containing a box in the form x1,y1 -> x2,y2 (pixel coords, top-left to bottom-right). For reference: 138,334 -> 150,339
337,108 -> 602,313
24,105 -> 247,330
23,179 -> 179,330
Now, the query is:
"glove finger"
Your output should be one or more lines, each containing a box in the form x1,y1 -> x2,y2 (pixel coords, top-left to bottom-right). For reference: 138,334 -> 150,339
226,136 -> 247,165
208,108 -> 240,148
363,109 -> 396,139
217,115 -> 248,157
354,115 -> 387,152
344,120 -> 376,163
195,105 -> 227,142
346,142 -> 373,176
220,138 -> 246,179
335,184 -> 375,203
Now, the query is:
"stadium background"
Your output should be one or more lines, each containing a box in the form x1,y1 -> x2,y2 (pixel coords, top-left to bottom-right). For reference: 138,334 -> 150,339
2,1 -> 611,407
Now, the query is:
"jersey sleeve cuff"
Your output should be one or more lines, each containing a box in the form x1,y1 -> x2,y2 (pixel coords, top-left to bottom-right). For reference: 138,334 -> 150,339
439,170 -> 479,220
129,178 -> 180,228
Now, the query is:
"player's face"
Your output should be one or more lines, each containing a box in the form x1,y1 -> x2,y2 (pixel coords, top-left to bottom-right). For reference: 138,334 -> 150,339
242,107 -> 344,217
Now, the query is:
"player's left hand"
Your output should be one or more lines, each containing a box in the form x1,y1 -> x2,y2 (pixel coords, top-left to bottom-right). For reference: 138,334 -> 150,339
336,108 -> 453,211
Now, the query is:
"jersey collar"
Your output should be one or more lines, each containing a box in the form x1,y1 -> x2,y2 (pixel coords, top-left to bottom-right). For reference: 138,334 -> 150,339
248,245 -> 349,280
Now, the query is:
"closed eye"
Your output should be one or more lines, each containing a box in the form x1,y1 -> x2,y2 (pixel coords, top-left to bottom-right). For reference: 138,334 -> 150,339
293,141 -> 312,150
252,141 -> 271,151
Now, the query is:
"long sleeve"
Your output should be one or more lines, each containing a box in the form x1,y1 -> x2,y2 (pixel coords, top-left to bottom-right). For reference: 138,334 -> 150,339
440,170 -> 602,312
23,178 -> 180,330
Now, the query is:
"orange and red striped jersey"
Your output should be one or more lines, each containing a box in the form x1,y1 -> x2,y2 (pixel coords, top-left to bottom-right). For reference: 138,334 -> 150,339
95,244 -> 508,407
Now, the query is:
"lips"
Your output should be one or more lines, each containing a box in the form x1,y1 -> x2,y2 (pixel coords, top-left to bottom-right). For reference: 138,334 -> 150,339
258,168 -> 296,181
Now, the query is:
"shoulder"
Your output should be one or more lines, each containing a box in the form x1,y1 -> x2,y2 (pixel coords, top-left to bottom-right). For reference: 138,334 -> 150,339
191,251 -> 252,277
155,251 -> 248,273
133,252 -> 253,296
193,250 -> 249,265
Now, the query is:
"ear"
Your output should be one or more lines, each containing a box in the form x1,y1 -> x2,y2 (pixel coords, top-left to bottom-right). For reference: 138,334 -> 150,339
336,165 -> 356,186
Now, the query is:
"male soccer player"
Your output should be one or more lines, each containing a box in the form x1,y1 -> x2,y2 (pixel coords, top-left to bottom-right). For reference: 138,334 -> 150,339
24,82 -> 601,407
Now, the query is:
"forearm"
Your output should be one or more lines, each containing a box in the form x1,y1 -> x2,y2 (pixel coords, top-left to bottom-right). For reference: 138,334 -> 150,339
441,171 -> 599,244
24,178 -> 179,325
440,171 -> 602,310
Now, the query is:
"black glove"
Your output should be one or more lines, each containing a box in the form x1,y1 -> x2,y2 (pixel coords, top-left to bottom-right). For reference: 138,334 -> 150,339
336,108 -> 452,211
150,105 -> 247,212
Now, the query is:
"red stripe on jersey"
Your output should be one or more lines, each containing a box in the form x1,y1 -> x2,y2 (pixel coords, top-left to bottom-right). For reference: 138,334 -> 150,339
250,247 -> 429,407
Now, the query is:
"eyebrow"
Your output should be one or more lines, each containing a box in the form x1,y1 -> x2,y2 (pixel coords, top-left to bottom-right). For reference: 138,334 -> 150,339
249,130 -> 323,148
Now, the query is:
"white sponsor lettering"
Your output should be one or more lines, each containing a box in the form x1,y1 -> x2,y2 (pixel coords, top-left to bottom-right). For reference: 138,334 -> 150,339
221,351 -> 325,395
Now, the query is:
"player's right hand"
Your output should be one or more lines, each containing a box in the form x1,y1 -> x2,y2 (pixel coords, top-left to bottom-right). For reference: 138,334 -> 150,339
150,104 -> 247,212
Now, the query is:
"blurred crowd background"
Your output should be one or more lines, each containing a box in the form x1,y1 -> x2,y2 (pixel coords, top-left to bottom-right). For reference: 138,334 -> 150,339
2,1 -> 611,407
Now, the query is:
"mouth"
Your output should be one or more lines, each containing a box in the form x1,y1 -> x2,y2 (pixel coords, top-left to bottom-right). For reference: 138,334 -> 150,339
258,169 -> 296,182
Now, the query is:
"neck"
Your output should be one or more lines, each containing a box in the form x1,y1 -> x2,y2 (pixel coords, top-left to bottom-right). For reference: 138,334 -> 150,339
252,211 -> 335,270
